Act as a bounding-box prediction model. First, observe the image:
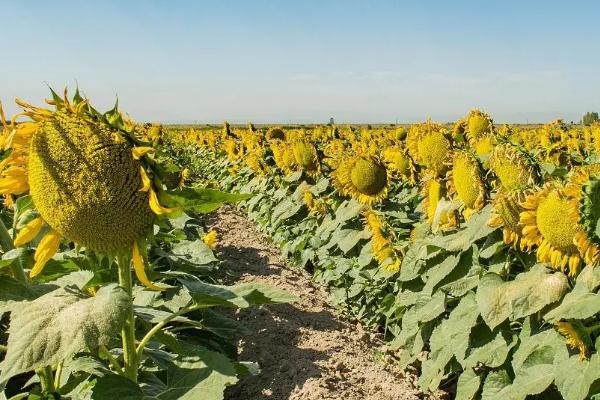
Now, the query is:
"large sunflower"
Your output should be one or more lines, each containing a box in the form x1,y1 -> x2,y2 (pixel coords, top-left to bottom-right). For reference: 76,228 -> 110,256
332,155 -> 389,205
1,90 -> 175,289
447,151 -> 486,218
520,184 -> 585,276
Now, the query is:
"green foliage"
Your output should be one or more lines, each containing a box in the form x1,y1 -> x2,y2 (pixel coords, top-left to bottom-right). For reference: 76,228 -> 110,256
582,112 -> 599,126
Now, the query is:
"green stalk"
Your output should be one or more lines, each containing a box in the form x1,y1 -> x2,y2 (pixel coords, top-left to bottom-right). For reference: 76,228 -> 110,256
0,218 -> 27,283
135,304 -> 201,362
117,254 -> 137,382
36,366 -> 55,393
99,344 -> 124,375
53,362 -> 63,390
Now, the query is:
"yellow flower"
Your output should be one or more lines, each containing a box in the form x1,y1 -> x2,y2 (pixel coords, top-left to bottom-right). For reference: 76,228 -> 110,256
520,184 -> 583,276
490,143 -> 540,192
203,230 -> 218,250
556,321 -> 592,360
489,191 -> 531,250
447,152 -> 486,218
132,146 -> 155,160
332,156 -> 389,205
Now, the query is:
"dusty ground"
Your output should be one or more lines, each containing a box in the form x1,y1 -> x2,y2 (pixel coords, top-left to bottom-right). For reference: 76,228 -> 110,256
206,206 -> 438,400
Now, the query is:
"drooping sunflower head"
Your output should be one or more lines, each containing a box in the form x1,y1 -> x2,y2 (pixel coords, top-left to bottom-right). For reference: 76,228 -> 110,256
270,141 -> 297,174
520,184 -> 584,276
292,140 -> 320,175
447,151 -> 486,218
489,190 -> 530,249
556,320 -> 593,360
465,109 -> 493,143
27,105 -> 154,253
382,146 -> 416,184
332,156 -> 389,205
473,134 -> 496,160
266,126 -> 286,141
406,121 -> 452,176
490,143 -> 540,192
421,177 -> 458,230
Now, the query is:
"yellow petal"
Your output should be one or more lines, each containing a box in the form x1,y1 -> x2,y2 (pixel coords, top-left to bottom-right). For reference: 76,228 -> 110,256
30,230 -> 61,277
132,146 -> 155,160
149,189 -> 178,215
203,230 -> 218,250
14,217 -> 45,247
132,242 -> 164,291
139,166 -> 151,192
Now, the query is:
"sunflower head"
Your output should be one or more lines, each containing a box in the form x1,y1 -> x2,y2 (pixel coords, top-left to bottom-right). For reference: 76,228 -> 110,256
520,184 -> 584,275
266,127 -> 286,141
490,143 -> 540,192
332,156 -> 389,205
448,151 -> 486,217
465,109 -> 493,142
407,122 -> 452,176
556,321 -> 593,360
421,178 -> 458,230
489,190 -> 529,249
292,141 -> 320,174
28,108 -> 154,253
382,146 -> 416,184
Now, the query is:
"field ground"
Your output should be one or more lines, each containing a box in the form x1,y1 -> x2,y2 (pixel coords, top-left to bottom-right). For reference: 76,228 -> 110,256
206,206 -> 442,400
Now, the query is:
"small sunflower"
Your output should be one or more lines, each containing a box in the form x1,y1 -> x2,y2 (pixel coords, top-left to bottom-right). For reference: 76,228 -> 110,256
406,121 -> 452,176
266,126 -> 286,141
364,210 -> 401,273
271,141 -> 297,175
421,177 -> 458,230
382,146 -> 417,184
488,190 -> 531,249
520,184 -> 584,276
203,230 -> 218,250
302,188 -> 327,215
292,140 -> 320,176
447,151 -> 486,218
556,321 -> 593,360
490,143 -> 540,192
332,156 -> 389,205
465,109 -> 494,143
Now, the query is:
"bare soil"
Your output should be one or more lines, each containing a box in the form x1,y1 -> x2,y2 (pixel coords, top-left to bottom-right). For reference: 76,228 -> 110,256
206,206 -> 441,400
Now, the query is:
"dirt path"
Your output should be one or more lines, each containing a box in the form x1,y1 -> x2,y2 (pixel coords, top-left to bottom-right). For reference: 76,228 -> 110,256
206,206 -> 435,400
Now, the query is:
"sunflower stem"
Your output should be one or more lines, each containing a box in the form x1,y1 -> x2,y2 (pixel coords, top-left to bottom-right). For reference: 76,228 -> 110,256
135,304 -> 201,362
36,366 -> 55,393
117,254 -> 138,383
0,218 -> 27,283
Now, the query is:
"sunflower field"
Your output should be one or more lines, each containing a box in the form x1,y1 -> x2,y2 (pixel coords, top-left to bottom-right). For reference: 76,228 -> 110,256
0,90 -> 296,399
165,111 -> 600,400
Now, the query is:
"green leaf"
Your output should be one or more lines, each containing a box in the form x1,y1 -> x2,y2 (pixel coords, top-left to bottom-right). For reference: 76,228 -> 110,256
481,369 -> 512,400
0,285 -> 129,382
167,187 -> 252,214
91,373 -> 143,400
154,345 -> 238,400
554,352 -> 600,400
170,239 -> 218,266
428,206 -> 496,252
455,368 -> 482,400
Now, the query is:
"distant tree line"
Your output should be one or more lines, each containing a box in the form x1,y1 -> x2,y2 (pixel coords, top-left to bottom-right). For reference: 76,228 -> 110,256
582,111 -> 599,125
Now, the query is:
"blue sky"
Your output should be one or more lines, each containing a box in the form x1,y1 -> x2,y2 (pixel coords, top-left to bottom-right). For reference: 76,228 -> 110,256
2,0 -> 599,123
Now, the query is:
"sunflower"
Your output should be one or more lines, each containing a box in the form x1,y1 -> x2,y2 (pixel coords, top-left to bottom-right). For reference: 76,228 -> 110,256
489,190 -> 531,249
270,141 -> 297,175
203,230 -> 218,250
224,138 -> 243,162
332,156 -> 389,205
382,145 -> 417,184
447,151 -> 486,218
520,184 -> 585,276
1,90 -> 175,289
266,126 -> 286,141
465,109 -> 493,143
303,188 -> 327,215
490,143 -> 540,192
406,121 -> 452,176
421,177 -> 458,230
292,140 -> 320,176
364,210 -> 401,273
556,321 -> 593,360
565,175 -> 600,266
